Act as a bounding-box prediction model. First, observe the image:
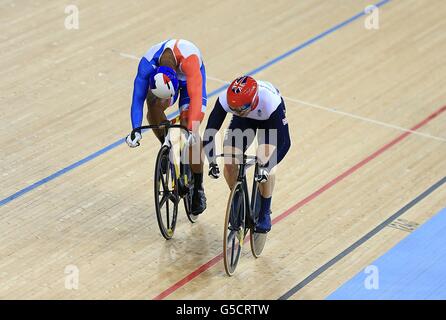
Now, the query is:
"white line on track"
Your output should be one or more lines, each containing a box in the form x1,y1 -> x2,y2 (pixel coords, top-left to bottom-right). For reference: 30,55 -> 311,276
283,96 -> 446,143
119,52 -> 139,60
206,75 -> 229,85
205,76 -> 445,143
117,53 -> 445,143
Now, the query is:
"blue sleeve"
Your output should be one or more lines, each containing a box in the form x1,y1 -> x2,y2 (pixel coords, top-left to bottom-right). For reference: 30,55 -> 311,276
203,98 -> 227,163
130,57 -> 155,130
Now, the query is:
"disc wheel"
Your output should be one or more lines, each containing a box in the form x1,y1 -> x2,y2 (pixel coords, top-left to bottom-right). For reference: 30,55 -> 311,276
154,146 -> 179,240
223,182 -> 246,276
250,177 -> 267,257
250,231 -> 267,258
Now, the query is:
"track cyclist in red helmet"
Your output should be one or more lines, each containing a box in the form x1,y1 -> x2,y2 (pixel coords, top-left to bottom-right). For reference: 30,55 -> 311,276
203,76 -> 291,233
125,39 -> 208,216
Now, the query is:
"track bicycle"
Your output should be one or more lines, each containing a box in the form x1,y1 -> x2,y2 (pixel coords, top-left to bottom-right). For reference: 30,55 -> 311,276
216,153 -> 268,276
131,118 -> 197,240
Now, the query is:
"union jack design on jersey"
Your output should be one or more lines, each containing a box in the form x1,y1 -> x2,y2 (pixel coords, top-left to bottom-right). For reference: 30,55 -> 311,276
231,76 -> 248,93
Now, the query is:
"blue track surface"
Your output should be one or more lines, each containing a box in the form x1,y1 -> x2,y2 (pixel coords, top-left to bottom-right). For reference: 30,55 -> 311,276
328,208 -> 446,300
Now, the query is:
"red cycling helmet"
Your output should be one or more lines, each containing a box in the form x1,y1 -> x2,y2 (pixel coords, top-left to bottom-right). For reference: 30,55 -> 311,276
227,76 -> 259,112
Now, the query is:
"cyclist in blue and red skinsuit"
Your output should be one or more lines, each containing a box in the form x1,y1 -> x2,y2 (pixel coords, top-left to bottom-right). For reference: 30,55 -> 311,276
125,39 -> 207,216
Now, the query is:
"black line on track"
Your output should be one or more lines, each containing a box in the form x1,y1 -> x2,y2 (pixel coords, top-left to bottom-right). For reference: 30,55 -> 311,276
279,176 -> 446,300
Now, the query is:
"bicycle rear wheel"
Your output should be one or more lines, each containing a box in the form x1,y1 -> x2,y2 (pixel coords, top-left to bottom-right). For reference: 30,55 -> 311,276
223,181 -> 247,276
250,170 -> 267,257
154,145 -> 179,240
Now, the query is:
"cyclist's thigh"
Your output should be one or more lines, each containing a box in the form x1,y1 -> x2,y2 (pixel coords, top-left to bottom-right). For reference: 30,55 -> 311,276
257,100 -> 290,162
146,89 -> 171,111
222,145 -> 244,167
224,115 -> 257,160
146,90 -> 170,127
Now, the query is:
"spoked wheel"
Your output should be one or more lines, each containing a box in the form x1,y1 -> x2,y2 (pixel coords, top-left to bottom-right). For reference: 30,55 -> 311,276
250,174 -> 267,258
223,182 -> 246,276
154,145 -> 179,240
181,164 -> 197,223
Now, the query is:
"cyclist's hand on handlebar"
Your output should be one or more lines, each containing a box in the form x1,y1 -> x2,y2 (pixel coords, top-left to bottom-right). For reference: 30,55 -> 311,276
255,166 -> 270,183
126,131 -> 142,148
208,162 -> 220,179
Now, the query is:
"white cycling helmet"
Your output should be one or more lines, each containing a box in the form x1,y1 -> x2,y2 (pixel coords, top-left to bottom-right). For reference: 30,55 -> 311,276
149,66 -> 179,99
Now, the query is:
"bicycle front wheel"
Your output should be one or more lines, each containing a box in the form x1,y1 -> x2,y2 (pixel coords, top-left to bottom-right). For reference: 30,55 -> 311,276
223,181 -> 247,276
154,145 -> 179,240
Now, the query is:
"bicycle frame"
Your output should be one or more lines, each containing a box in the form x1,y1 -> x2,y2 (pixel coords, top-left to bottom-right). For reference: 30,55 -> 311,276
218,153 -> 259,226
132,121 -> 190,185
162,128 -> 187,185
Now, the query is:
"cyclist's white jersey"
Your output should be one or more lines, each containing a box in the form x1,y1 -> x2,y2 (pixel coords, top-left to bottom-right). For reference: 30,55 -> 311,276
217,81 -> 282,121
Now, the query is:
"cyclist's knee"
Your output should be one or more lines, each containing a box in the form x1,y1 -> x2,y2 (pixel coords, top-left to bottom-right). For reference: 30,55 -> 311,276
223,163 -> 238,188
259,174 -> 275,197
224,163 -> 238,177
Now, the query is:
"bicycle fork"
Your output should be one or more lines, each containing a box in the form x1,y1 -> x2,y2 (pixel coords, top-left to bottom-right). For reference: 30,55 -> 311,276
163,130 -> 190,195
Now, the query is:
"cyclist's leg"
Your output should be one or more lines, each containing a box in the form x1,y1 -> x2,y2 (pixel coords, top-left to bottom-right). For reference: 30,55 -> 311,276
223,115 -> 257,190
178,65 -> 207,214
256,144 -> 276,199
146,89 -> 178,144
222,146 -> 242,190
255,99 -> 291,232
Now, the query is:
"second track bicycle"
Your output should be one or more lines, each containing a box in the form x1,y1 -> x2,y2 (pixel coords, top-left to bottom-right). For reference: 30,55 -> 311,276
216,153 -> 268,276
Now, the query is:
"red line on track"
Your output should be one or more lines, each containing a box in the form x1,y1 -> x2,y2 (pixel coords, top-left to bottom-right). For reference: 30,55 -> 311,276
153,105 -> 446,300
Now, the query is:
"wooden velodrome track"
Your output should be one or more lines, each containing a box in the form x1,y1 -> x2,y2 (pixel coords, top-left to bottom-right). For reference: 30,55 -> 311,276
1,0 -> 445,299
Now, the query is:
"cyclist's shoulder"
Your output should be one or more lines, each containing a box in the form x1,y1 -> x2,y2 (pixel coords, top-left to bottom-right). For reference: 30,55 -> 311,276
258,80 -> 280,95
142,39 -> 171,64
217,91 -> 231,112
